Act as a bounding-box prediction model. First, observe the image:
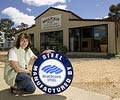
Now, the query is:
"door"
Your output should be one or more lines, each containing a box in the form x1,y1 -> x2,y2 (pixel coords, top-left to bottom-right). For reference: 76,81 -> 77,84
81,27 -> 92,52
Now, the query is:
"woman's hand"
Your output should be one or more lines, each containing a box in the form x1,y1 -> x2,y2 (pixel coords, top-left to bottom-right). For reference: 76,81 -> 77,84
42,50 -> 55,54
27,69 -> 32,76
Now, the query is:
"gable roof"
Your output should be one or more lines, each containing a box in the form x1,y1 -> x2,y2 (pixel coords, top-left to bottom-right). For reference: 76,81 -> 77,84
35,7 -> 83,20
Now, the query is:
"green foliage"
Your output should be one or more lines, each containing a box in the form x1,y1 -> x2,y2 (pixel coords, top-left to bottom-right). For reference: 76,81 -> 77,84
0,18 -> 16,40
16,23 -> 28,32
109,3 -> 120,13
59,45 -> 68,55
0,18 -> 14,32
30,46 -> 40,56
108,3 -> 120,19
100,36 -> 108,44
108,3 -> 120,34
0,18 -> 29,41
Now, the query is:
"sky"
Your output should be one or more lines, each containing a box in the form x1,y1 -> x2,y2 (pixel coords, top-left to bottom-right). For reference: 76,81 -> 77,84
0,0 -> 120,26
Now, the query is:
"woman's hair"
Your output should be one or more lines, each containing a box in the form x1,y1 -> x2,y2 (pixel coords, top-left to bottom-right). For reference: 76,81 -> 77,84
15,33 -> 31,50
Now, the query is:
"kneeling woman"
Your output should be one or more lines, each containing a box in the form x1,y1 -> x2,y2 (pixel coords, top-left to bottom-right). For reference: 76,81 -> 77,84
4,33 -> 38,94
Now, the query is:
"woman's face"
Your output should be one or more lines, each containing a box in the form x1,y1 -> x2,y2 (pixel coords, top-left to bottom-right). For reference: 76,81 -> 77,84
20,38 -> 29,49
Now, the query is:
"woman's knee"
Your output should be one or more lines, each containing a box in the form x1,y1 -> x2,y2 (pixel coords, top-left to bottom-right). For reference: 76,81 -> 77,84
16,73 -> 31,81
30,86 -> 36,93
26,84 -> 36,93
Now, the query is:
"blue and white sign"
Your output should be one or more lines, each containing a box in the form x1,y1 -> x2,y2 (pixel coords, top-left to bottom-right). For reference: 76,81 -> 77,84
32,52 -> 73,94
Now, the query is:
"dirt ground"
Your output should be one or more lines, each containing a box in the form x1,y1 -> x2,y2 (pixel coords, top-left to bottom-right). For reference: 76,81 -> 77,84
70,58 -> 120,98
0,51 -> 120,98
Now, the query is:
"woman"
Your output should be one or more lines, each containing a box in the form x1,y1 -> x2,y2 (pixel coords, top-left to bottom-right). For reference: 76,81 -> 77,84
4,33 -> 38,94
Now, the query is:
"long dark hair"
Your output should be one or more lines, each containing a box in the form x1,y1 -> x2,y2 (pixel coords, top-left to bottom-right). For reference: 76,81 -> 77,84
15,33 -> 31,50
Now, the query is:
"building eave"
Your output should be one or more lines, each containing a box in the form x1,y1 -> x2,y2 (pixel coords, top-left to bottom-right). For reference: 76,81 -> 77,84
15,24 -> 36,34
69,18 -> 115,22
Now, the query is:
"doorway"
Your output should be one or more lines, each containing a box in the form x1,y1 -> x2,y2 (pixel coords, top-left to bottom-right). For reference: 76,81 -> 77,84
81,27 -> 92,52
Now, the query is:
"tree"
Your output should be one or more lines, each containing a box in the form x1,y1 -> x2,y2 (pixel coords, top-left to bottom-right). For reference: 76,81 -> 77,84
0,32 -> 3,42
108,3 -> 120,36
0,18 -> 16,41
108,3 -> 120,19
0,18 -> 29,42
0,18 -> 14,32
16,23 -> 28,32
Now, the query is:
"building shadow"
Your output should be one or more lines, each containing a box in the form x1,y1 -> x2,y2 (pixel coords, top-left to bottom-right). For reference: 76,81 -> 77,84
0,89 -> 67,100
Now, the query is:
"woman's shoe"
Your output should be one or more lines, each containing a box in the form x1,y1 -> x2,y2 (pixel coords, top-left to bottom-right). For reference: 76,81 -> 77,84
10,87 -> 22,95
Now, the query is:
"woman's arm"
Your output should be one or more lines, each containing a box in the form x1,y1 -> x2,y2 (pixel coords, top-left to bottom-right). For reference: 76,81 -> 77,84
9,60 -> 31,74
30,55 -> 37,61
30,49 -> 55,60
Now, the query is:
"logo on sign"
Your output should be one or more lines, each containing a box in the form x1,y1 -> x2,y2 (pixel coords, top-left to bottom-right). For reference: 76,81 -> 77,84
32,52 -> 73,94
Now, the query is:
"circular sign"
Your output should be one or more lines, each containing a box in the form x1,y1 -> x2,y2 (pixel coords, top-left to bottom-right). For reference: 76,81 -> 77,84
32,51 -> 73,94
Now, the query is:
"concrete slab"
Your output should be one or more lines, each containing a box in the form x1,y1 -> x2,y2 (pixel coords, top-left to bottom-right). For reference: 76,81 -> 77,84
0,67 -> 111,100
0,85 -> 111,100
113,98 -> 120,100
61,86 -> 110,100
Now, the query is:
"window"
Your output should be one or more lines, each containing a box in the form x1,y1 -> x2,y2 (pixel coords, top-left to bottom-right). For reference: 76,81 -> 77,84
82,28 -> 92,38
93,25 -> 108,52
40,31 -> 63,52
69,24 -> 108,52
29,34 -> 34,47
69,28 -> 81,52
82,41 -> 88,48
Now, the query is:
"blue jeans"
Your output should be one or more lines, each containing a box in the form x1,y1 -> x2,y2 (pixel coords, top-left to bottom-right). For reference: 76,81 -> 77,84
15,72 -> 36,93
